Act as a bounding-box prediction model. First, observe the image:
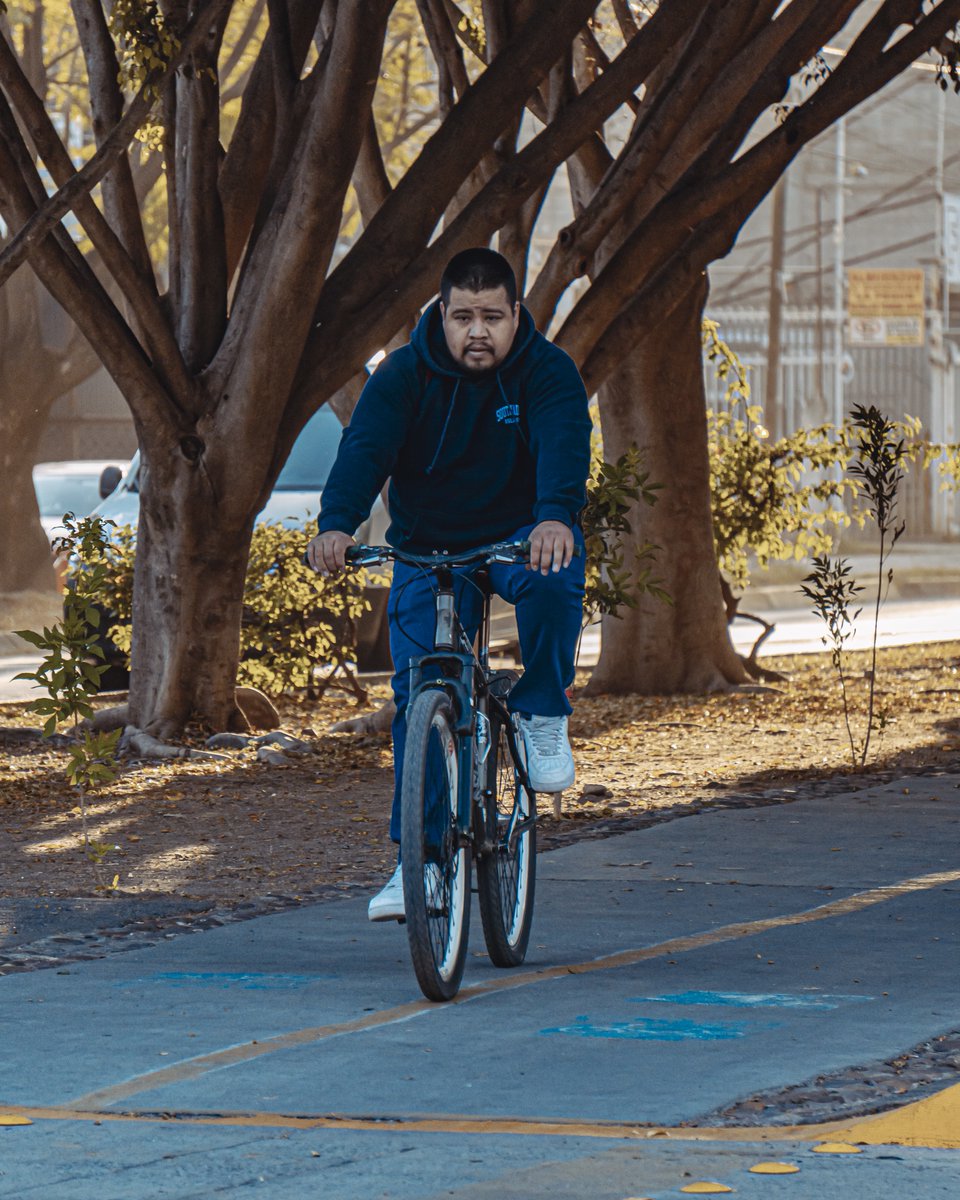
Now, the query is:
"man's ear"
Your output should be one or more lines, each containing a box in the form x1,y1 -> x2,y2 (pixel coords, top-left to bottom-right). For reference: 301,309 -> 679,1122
439,301 -> 446,319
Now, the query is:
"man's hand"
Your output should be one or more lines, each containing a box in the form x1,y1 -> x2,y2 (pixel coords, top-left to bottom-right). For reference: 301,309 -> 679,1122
305,530 -> 355,577
528,520 -> 574,575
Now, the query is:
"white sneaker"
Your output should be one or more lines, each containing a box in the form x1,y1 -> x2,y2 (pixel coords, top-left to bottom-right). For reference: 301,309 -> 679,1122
368,863 -> 404,922
518,714 -> 575,793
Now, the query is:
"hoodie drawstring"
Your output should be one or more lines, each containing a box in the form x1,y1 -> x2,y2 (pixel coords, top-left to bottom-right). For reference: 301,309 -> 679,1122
425,377 -> 460,475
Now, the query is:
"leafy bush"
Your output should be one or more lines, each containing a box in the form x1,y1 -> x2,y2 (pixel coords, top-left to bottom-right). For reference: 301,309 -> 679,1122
801,404 -> 907,768
15,514 -> 123,886
581,446 -> 667,624
703,319 -> 922,593
72,521 -> 382,699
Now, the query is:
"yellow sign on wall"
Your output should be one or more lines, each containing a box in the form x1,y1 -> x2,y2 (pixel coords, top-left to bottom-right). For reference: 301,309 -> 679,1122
848,268 -> 925,346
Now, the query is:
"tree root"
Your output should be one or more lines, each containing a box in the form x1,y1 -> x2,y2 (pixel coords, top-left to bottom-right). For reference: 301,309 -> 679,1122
330,698 -> 396,734
81,704 -> 129,732
735,611 -> 788,683
120,726 -> 230,762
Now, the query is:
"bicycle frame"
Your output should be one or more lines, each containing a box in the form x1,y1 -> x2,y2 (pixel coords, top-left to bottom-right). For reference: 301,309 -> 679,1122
348,542 -> 535,841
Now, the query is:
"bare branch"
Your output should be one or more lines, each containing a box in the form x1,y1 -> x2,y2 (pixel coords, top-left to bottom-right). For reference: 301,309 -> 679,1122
416,0 -> 469,114
266,0 -> 297,117
353,110 -> 392,225
219,0 -> 325,278
220,0 -> 266,81
573,0 -> 960,391
0,97 -> 182,431
70,0 -> 153,280
0,31 -> 193,399
0,0 -> 235,291
292,0 -> 656,411
308,0 -> 601,338
611,0 -> 638,41
171,10 -> 231,370
210,0 -> 396,406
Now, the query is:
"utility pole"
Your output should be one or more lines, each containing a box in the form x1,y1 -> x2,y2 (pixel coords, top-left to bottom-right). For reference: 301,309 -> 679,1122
832,116 -> 846,433
765,179 -> 787,437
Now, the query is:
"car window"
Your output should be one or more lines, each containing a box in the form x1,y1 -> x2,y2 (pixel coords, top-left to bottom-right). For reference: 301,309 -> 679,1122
273,404 -> 343,491
34,474 -> 104,518
118,404 -> 343,496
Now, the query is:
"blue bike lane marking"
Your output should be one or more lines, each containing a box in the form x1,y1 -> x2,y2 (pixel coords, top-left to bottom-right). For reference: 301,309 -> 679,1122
113,971 -> 338,990
540,990 -> 876,1041
632,990 -> 875,1010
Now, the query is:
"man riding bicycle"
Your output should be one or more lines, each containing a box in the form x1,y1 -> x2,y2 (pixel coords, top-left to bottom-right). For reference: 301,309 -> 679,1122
305,247 -> 591,921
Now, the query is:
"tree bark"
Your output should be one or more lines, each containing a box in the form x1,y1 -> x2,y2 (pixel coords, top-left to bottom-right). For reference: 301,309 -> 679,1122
126,436 -> 258,738
585,278 -> 749,695
0,267 -> 102,594
0,404 -> 55,593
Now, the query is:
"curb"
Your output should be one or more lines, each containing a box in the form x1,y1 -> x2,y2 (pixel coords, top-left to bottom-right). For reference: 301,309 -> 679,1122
0,632 -> 33,658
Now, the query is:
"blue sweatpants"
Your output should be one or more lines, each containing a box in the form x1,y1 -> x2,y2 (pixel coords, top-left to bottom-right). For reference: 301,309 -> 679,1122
386,523 -> 585,844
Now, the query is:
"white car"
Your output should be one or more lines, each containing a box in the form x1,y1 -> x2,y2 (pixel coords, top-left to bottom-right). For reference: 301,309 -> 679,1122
89,404 -> 392,676
32,459 -> 129,542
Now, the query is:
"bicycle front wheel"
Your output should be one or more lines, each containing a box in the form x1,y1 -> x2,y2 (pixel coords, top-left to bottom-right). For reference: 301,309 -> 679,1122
477,711 -> 537,967
401,689 -> 471,1001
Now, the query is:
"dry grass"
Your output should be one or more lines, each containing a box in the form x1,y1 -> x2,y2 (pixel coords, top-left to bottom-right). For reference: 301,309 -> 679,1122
2,641 -> 959,900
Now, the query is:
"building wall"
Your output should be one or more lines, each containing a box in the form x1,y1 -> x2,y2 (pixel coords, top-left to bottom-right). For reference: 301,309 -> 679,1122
38,367 -> 136,464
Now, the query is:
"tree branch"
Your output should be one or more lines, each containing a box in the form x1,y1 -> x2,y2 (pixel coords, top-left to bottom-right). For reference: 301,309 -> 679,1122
292,0 -> 655,411
0,0 -> 235,292
307,0 -> 600,341
0,31 -> 194,401
171,6 -> 231,370
572,0 -> 960,391
218,0 -> 325,279
0,98 -> 182,432
70,0 -> 153,281
209,0 -> 395,407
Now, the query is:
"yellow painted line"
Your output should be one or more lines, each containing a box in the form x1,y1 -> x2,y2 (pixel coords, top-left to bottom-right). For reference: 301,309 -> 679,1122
830,1081 -> 960,1149
0,1102 -> 860,1140
4,1082 -> 960,1148
65,866 -> 960,1111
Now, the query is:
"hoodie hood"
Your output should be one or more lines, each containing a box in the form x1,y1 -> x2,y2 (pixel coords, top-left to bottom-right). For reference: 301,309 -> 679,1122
411,297 -> 538,380
317,294 -> 591,553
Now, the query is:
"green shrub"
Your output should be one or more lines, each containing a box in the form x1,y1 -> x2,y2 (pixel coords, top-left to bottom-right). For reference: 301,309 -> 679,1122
581,446 -> 667,624
72,520 -> 381,699
16,514 -> 123,886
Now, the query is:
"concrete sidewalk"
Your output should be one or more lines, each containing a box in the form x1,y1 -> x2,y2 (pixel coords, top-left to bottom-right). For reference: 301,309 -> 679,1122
1,773 -> 959,1198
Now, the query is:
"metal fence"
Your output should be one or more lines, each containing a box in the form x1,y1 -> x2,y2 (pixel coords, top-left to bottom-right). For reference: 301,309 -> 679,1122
705,306 -> 960,538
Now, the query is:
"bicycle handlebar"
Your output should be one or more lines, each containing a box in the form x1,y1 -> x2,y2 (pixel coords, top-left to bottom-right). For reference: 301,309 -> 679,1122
304,538 -> 581,574
345,540 -> 535,570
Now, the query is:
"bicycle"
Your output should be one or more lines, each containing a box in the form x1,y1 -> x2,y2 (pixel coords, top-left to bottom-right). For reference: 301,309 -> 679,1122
344,540 -> 539,1002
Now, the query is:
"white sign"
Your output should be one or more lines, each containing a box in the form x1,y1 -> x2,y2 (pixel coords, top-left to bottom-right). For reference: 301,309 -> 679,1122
945,193 -> 960,286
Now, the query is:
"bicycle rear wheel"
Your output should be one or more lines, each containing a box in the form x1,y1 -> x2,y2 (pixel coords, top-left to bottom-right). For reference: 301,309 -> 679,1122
401,689 -> 471,1001
477,709 -> 537,967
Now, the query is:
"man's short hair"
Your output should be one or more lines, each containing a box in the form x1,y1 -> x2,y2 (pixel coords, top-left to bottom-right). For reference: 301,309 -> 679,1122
440,247 -> 518,307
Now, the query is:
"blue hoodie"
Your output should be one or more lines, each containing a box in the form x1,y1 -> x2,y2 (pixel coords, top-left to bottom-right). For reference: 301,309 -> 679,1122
317,300 -> 592,552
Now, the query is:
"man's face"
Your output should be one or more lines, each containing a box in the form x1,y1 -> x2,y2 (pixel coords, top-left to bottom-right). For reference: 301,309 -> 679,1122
440,285 -> 520,372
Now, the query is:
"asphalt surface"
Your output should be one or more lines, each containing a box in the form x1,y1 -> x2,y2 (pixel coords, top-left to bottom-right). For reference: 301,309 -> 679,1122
2,775 -> 959,1198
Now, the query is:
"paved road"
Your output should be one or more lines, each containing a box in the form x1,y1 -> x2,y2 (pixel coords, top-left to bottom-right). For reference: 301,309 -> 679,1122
2,776 -> 959,1197
4,596 -> 960,704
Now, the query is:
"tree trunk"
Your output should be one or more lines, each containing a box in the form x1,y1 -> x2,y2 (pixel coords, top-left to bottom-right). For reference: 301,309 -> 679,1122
126,441 -> 257,739
0,403 -> 54,592
0,270 -> 102,593
585,279 -> 749,695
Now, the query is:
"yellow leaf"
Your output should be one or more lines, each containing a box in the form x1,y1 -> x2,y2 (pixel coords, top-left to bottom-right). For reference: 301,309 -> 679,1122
749,1162 -> 799,1174
680,1186 -> 733,1195
0,1115 -> 32,1126
812,1142 -> 862,1154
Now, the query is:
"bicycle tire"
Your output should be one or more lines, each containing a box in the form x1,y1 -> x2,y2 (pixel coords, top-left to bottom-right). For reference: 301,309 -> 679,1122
401,689 -> 471,1001
477,706 -> 537,967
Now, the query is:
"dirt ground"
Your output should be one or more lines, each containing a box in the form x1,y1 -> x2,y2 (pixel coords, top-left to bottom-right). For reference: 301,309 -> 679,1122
2,640 -> 960,903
